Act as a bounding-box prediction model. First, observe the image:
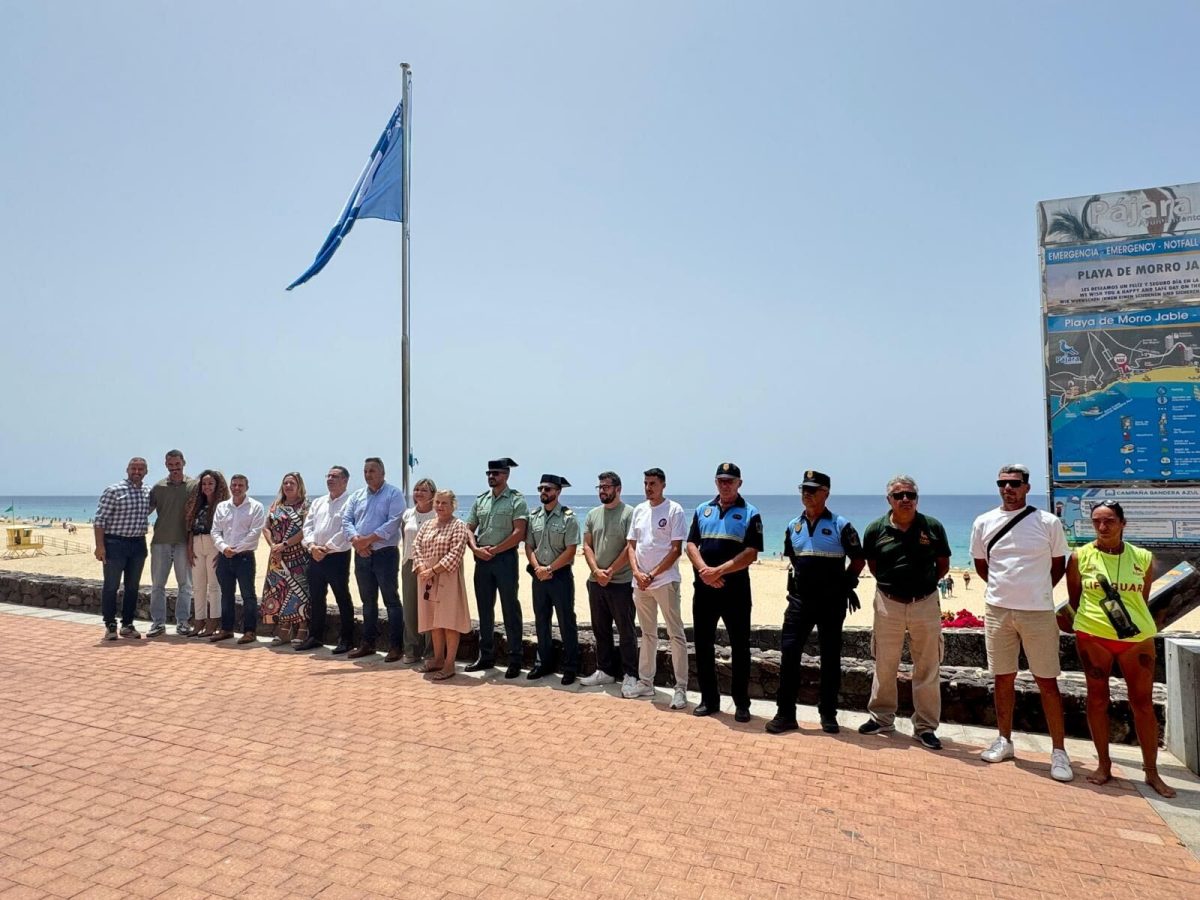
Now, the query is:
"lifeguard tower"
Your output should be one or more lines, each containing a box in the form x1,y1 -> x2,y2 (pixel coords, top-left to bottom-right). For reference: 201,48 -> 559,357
3,525 -> 45,558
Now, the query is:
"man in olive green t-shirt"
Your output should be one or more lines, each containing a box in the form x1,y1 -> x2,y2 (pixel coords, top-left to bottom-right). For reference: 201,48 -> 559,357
148,449 -> 199,637
859,474 -> 951,750
580,471 -> 637,690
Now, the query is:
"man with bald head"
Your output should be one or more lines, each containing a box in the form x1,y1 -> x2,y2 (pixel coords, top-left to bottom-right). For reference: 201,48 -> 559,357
94,457 -> 152,641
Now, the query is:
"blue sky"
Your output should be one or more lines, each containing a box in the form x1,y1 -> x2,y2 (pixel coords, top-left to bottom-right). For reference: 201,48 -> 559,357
4,1 -> 1199,497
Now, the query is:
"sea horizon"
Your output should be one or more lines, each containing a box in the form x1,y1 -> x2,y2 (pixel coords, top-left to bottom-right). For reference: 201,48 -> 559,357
4,493 -> 1044,566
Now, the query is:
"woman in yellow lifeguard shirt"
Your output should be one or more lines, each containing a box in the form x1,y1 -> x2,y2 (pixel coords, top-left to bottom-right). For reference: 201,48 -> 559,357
1064,500 -> 1175,798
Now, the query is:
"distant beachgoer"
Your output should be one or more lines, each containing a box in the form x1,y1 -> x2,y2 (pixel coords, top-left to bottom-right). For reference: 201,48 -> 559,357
342,457 -> 407,661
945,573 -> 955,597
94,457 -> 151,641
209,474 -> 266,644
963,571 -> 971,590
971,464 -> 1073,782
295,466 -> 355,654
465,458 -> 528,677
525,474 -> 581,685
185,470 -> 229,638
412,490 -> 473,680
859,475 -> 950,750
148,450 -> 198,637
937,577 -> 948,599
260,472 -> 311,646
687,463 -> 763,722
625,467 -> 690,709
1065,501 -> 1176,798
766,470 -> 865,736
579,472 -> 637,693
399,478 -> 437,663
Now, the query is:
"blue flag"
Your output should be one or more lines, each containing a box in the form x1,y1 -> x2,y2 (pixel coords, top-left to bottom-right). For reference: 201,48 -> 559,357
287,101 -> 405,290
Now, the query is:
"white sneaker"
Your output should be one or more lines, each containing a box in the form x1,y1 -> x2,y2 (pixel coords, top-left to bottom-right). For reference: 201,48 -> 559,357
175,623 -> 193,636
579,670 -> 616,687
670,688 -> 687,710
146,623 -> 167,638
620,675 -> 639,698
1050,749 -> 1074,782
980,736 -> 1015,763
627,681 -> 655,700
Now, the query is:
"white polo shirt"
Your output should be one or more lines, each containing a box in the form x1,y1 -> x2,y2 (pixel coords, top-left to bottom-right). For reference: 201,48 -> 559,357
969,507 -> 1068,611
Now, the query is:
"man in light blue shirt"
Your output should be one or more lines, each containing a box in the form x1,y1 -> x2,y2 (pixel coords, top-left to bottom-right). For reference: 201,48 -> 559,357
342,457 -> 407,660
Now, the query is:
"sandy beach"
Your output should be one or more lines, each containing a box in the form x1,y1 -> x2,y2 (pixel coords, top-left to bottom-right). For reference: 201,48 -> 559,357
4,521 -> 1199,633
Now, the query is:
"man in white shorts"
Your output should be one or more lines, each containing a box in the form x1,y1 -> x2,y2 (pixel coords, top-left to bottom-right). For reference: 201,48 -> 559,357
970,463 -> 1072,782
625,468 -> 690,709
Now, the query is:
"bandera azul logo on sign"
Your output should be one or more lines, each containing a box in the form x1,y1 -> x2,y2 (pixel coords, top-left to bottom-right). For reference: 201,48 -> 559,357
1055,339 -> 1081,365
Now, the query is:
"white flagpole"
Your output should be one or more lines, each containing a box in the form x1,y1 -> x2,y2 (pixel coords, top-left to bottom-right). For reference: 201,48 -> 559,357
400,63 -> 413,501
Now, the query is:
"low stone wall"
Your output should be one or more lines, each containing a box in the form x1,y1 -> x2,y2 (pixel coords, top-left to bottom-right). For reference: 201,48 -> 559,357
0,571 -> 1172,743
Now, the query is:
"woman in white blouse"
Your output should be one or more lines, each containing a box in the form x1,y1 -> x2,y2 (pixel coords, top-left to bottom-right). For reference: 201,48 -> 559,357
399,478 -> 437,663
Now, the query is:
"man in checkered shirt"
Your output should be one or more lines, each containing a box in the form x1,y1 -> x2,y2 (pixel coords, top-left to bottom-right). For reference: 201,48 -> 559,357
94,457 -> 152,640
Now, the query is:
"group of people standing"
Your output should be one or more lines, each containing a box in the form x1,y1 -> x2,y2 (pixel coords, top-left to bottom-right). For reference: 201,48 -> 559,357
93,455 -> 1174,796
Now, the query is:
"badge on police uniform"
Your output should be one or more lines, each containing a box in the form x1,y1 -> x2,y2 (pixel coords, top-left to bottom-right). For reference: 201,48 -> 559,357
703,508 -> 712,517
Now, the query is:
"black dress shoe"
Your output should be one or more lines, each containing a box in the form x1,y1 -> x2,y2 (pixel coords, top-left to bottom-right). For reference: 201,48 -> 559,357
503,664 -> 522,679
560,673 -> 576,686
765,717 -> 799,734
331,643 -> 351,655
692,703 -> 715,717
294,637 -> 323,652
820,719 -> 840,734
526,666 -> 547,680
734,707 -> 751,723
464,659 -> 494,672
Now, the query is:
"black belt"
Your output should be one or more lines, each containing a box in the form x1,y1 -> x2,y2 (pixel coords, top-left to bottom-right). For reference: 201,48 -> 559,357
879,589 -> 931,604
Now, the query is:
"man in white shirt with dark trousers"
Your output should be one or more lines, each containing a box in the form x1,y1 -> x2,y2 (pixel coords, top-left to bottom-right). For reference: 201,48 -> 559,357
209,474 -> 267,644
970,463 -> 1073,782
296,466 -> 355,654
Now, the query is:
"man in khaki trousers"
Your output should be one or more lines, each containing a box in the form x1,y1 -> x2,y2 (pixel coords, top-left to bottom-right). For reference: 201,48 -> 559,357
858,475 -> 951,750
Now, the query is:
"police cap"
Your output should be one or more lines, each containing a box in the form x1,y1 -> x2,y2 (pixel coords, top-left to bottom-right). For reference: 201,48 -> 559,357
486,458 -> 518,472
715,462 -> 741,480
800,470 -> 831,489
538,474 -> 571,488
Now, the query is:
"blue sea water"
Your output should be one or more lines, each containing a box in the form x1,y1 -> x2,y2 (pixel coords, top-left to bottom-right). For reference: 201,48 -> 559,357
5,493 -> 1043,566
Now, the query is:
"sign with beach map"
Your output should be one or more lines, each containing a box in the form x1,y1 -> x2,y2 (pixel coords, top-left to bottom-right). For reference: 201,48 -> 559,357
1047,306 -> 1200,481
1041,182 -> 1200,547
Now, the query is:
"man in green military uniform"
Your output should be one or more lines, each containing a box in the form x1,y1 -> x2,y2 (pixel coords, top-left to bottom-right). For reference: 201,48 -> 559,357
466,458 -> 529,678
525,474 -> 581,685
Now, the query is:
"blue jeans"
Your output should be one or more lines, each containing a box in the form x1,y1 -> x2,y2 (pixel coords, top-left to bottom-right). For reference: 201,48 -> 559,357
150,542 -> 193,627
101,536 -> 147,627
356,546 -> 401,648
473,549 -> 522,665
532,568 -> 578,674
216,551 -> 258,632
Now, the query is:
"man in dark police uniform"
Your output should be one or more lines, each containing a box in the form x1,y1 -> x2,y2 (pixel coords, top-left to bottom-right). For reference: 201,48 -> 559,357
766,470 -> 865,735
686,462 -> 763,722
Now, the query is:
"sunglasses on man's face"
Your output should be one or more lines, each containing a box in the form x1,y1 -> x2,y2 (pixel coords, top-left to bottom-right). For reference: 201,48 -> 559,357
485,471 -> 503,477
996,479 -> 1025,489
889,491 -> 917,501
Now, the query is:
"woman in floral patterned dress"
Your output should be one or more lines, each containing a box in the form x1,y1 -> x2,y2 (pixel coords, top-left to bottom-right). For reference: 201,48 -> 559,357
261,472 -> 311,645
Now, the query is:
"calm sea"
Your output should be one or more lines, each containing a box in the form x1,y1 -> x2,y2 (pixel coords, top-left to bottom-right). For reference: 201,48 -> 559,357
6,493 -> 1042,566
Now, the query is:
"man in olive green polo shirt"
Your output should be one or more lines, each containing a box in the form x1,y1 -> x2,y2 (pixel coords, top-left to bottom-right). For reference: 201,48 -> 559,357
525,474 -> 581,685
466,458 -> 529,678
148,449 -> 199,637
859,474 -> 951,750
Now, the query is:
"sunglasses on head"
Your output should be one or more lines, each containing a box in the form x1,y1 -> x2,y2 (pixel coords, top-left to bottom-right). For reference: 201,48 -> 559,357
996,479 -> 1025,488
889,491 -> 918,501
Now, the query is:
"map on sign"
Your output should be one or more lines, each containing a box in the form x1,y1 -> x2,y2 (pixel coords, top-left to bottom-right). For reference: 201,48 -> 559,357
1047,307 -> 1200,481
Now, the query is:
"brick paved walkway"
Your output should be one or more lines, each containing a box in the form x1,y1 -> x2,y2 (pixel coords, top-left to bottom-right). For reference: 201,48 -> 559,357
1,614 -> 1198,900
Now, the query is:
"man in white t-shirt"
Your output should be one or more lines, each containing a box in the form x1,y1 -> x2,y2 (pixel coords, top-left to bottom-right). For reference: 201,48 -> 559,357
625,467 -> 690,709
970,463 -> 1073,782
